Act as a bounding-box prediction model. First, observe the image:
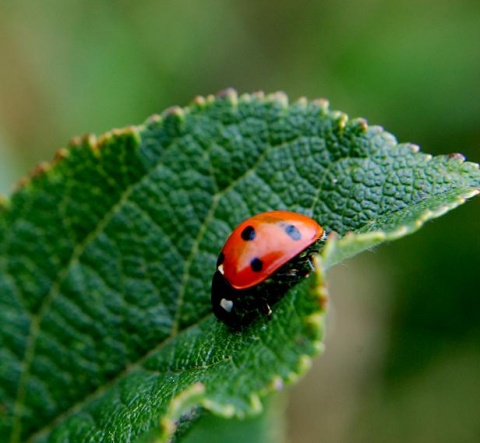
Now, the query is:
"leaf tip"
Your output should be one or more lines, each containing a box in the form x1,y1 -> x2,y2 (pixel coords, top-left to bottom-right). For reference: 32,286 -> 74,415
349,117 -> 369,133
162,105 -> 186,120
250,90 -> 266,100
160,106 -> 188,136
267,91 -> 289,108
190,94 -> 211,112
288,355 -> 313,383
334,112 -> 349,130
409,143 -> 421,153
145,113 -> 162,125
295,96 -> 309,106
67,134 -> 82,147
447,152 -> 466,162
92,126 -> 141,157
216,88 -> 239,104
305,312 -> 326,336
248,393 -> 263,415
268,376 -> 285,392
312,97 -> 330,112
13,161 -> 52,191
68,133 -> 97,149
53,147 -> 70,163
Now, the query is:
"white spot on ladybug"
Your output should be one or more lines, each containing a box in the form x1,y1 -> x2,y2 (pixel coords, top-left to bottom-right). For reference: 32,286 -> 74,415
217,263 -> 224,275
220,298 -> 233,312
265,304 -> 272,317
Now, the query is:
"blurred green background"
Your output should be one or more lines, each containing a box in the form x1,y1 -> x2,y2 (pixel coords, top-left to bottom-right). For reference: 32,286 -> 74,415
1,1 -> 479,442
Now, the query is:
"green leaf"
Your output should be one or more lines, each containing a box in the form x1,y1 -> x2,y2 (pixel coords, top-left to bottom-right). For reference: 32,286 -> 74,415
178,395 -> 288,443
0,90 -> 479,443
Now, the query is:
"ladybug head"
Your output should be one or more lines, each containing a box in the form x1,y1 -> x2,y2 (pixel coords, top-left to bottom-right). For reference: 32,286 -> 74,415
211,271 -> 273,329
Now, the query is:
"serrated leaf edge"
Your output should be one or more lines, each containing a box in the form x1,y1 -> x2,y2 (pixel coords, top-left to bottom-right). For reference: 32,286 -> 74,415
156,258 -> 328,442
3,90 -> 479,442
322,187 -> 480,268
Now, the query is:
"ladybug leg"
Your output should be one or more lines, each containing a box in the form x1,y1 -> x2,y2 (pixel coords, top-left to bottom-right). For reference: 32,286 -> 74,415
263,302 -> 272,319
306,257 -> 315,271
272,266 -> 300,282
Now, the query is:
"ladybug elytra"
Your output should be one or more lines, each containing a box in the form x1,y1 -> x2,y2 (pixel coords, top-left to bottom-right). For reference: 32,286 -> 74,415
211,211 -> 326,328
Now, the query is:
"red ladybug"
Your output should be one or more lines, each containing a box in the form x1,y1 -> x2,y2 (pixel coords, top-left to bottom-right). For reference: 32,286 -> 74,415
211,211 -> 326,328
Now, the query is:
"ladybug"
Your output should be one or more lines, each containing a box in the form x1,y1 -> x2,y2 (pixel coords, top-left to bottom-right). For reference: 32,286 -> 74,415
211,211 -> 326,328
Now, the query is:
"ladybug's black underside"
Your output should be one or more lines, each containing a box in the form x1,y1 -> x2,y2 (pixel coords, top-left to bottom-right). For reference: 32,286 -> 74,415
211,241 -> 323,329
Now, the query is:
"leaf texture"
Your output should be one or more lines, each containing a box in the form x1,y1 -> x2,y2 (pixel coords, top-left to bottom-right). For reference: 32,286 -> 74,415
0,90 -> 479,442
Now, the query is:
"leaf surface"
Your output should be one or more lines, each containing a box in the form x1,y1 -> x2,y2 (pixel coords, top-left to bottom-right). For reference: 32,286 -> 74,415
0,90 -> 479,442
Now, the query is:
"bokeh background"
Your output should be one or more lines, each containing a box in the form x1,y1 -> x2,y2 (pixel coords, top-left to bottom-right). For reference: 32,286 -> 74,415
1,1 -> 479,442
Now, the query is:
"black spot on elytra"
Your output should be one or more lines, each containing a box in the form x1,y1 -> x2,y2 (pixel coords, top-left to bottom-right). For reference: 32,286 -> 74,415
216,252 -> 225,267
241,225 -> 256,241
284,224 -> 302,241
250,257 -> 263,272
